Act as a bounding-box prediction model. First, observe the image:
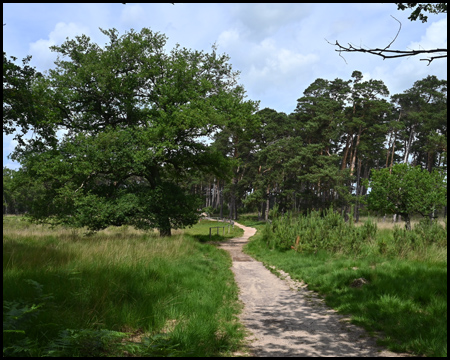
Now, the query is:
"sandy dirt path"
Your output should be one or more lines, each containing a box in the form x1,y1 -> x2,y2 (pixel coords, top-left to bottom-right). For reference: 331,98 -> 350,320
218,221 -> 408,357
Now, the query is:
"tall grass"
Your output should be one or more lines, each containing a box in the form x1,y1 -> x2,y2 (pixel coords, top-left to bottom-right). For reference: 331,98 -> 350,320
262,206 -> 446,258
3,216 -> 245,357
263,207 -> 378,254
241,211 -> 447,357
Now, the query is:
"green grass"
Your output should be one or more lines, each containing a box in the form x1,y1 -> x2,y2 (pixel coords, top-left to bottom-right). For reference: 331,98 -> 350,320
3,216 -> 245,357
180,218 -> 244,243
239,215 -> 447,357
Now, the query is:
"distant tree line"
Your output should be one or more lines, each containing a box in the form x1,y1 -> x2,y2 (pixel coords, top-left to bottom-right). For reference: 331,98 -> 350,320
189,71 -> 447,222
3,27 -> 447,233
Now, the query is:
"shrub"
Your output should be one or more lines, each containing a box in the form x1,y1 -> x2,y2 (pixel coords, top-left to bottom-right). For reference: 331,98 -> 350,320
263,208 -> 377,254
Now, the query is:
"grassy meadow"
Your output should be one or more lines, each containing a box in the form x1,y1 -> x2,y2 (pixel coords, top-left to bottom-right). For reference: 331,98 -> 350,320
239,211 -> 447,357
3,216 -> 246,357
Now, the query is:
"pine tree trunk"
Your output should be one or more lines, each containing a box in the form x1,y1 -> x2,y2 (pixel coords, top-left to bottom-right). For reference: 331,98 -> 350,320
265,185 -> 270,221
389,136 -> 396,173
403,214 -> 411,231
341,134 -> 352,170
403,126 -> 415,164
355,159 -> 362,223
427,151 -> 434,173
229,177 -> 237,220
219,181 -> 223,219
350,127 -> 362,176
385,130 -> 393,167
260,201 -> 265,221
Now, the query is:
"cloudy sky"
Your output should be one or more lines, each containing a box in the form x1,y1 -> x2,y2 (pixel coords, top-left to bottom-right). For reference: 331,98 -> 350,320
3,3 -> 447,169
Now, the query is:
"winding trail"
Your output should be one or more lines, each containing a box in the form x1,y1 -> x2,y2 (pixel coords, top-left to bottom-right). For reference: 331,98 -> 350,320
218,221 -> 408,357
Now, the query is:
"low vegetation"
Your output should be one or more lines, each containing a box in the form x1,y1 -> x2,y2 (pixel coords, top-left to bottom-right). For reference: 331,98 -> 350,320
240,210 -> 447,357
3,216 -> 245,357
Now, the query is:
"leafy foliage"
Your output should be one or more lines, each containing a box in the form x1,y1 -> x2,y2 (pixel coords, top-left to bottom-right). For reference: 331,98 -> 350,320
6,27 -> 256,235
3,280 -> 52,357
3,29 -> 447,226
391,75 -> 447,172
395,3 -> 447,22
367,163 -> 447,229
3,53 -> 46,142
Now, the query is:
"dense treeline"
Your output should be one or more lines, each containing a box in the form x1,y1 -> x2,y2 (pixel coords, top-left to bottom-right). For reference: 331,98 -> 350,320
2,27 -> 447,230
191,72 -> 447,221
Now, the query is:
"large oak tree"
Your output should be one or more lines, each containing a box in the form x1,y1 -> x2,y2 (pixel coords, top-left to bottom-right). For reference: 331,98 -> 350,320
8,27 -> 254,236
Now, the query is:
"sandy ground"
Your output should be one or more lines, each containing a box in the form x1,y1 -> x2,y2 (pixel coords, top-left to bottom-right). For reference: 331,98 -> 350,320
218,221 -> 410,357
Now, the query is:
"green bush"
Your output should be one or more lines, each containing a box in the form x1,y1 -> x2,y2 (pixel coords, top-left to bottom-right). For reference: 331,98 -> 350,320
414,217 -> 447,246
3,280 -> 50,357
3,279 -> 130,357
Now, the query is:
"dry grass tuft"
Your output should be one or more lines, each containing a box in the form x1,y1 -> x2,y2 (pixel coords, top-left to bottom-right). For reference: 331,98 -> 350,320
355,216 -> 446,230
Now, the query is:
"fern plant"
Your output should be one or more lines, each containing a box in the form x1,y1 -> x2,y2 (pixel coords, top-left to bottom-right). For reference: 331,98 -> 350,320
3,280 -> 52,357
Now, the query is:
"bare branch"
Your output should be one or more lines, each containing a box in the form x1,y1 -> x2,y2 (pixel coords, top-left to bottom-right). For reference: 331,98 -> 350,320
325,38 -> 348,64
74,172 -> 96,193
420,54 -> 448,66
382,15 -> 402,52
328,16 -> 447,64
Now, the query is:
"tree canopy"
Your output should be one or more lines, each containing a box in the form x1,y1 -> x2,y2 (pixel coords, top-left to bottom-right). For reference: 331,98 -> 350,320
5,27 -> 258,236
395,3 -> 447,23
3,52 -> 44,142
193,71 -> 446,223
366,163 -> 447,229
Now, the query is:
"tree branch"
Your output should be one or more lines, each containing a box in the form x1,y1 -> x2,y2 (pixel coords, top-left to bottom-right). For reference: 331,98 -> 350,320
326,16 -> 447,65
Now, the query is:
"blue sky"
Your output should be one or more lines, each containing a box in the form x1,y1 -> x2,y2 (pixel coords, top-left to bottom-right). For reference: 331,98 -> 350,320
3,3 -> 447,169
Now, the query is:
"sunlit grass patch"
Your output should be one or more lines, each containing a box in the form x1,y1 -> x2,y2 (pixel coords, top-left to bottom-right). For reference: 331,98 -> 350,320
181,219 -> 244,243
356,215 -> 446,231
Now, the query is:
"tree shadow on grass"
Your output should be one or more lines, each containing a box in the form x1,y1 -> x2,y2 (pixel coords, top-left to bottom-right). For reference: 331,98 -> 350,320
193,234 -> 230,243
312,263 -> 447,356
3,239 -> 77,271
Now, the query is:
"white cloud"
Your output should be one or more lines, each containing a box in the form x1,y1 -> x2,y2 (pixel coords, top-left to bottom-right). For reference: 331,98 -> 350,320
278,49 -> 318,74
407,18 -> 447,52
120,4 -> 146,28
231,3 -> 312,41
3,3 -> 447,167
28,22 -> 91,70
243,38 -> 319,97
385,18 -> 447,96
217,28 -> 240,48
